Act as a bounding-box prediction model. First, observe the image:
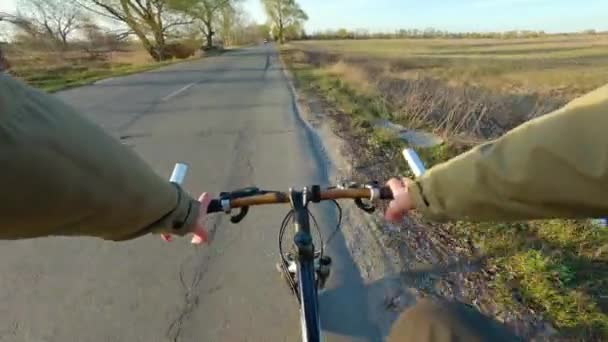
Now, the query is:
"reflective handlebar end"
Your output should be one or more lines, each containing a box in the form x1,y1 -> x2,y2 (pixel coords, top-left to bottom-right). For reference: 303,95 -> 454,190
170,163 -> 189,185
402,148 -> 426,178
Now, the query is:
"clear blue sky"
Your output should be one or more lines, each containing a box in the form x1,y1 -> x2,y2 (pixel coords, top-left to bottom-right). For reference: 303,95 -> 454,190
244,0 -> 608,33
1,0 -> 606,33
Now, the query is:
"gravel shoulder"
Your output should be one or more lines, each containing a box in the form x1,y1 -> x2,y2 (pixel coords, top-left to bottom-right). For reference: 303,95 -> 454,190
280,55 -> 558,341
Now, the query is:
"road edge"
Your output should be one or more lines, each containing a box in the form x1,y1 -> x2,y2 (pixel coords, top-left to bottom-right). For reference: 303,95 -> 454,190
278,50 -> 417,338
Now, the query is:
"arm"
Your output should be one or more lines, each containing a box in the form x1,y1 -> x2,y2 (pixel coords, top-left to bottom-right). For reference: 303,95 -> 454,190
0,74 -> 199,241
406,83 -> 608,222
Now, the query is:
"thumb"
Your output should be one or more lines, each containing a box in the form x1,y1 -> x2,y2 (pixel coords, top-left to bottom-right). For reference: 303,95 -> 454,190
191,192 -> 211,245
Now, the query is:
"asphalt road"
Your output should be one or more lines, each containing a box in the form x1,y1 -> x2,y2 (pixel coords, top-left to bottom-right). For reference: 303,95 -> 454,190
0,45 -> 384,342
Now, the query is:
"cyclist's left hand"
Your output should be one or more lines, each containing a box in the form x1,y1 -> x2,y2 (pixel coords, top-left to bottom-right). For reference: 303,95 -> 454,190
161,193 -> 211,245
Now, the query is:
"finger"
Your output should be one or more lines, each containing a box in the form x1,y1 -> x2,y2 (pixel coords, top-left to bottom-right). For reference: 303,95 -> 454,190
385,201 -> 404,222
387,178 -> 406,193
385,178 -> 408,222
198,192 -> 212,211
190,192 -> 211,245
385,212 -> 401,222
191,225 -> 208,245
161,233 -> 172,242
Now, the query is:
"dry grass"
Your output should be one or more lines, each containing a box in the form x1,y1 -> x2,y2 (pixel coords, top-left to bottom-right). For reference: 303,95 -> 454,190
291,34 -> 608,98
285,46 -> 565,140
4,44 -> 193,92
105,49 -> 155,65
281,35 -> 608,340
326,60 -> 374,93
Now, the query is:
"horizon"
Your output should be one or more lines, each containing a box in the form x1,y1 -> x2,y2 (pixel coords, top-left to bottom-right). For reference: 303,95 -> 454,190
1,0 -> 607,34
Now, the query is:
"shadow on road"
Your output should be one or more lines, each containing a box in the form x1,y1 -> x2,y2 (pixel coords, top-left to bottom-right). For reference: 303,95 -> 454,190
279,61 -> 387,340
319,256 -> 490,339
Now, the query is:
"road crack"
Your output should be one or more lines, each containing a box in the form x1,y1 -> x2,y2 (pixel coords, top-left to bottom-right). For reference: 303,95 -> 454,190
165,217 -> 243,342
166,250 -> 211,342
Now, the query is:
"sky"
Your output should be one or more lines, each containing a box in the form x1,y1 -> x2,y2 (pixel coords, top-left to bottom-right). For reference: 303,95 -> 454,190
244,0 -> 608,33
2,0 -> 607,34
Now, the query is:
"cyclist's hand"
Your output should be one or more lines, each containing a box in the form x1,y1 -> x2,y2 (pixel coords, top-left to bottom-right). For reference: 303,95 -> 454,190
385,178 -> 415,222
161,192 -> 211,245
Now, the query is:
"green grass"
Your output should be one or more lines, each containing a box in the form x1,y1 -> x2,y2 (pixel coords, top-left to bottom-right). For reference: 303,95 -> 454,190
454,219 -> 608,339
289,60 -> 390,124
12,61 -> 179,92
282,46 -> 608,340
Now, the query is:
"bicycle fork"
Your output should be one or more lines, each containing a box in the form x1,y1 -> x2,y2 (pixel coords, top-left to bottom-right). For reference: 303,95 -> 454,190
278,188 -> 333,299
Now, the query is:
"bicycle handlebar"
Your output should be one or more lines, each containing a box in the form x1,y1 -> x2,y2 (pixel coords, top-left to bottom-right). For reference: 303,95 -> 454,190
171,147 -> 426,217
206,186 -> 393,214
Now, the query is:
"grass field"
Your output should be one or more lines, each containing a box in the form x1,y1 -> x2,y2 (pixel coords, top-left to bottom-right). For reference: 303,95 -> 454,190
4,45 -> 195,92
282,35 -> 608,340
292,34 -> 608,98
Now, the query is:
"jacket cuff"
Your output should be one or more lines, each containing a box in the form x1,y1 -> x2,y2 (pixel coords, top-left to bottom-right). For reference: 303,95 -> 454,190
408,177 -> 449,222
116,184 -> 200,240
163,183 -> 201,236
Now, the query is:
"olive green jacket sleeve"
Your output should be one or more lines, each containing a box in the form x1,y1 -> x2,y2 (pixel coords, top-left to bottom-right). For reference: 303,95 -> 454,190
0,74 -> 199,241
410,83 -> 608,222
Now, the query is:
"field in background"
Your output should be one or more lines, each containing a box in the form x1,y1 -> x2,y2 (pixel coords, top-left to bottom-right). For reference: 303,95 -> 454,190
282,35 -> 608,340
4,43 -> 198,92
286,34 -> 608,142
294,34 -> 608,98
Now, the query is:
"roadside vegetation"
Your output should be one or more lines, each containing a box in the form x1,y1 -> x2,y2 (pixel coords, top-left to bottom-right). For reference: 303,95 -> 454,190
294,35 -> 608,99
0,0 -> 271,91
4,43 -> 188,92
282,33 -> 608,340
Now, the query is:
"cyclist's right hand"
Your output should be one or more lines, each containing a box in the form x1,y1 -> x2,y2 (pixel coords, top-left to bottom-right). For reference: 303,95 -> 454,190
385,178 -> 415,222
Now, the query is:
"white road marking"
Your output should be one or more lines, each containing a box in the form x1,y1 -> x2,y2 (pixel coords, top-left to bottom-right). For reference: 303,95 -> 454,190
162,83 -> 195,101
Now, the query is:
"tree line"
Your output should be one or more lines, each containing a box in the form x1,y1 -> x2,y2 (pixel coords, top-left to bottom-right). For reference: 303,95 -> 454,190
306,28 -> 606,40
0,0 -> 309,61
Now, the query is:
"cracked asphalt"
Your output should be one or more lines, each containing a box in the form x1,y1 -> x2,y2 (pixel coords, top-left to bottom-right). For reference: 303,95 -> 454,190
0,45 -> 384,342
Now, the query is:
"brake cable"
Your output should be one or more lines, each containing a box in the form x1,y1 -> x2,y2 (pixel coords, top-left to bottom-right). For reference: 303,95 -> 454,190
324,199 -> 343,247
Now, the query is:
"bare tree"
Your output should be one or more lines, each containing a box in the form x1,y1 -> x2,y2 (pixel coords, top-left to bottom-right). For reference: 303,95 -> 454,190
1,11 -> 44,40
17,0 -> 83,49
79,18 -> 128,59
75,0 -> 192,61
218,5 -> 236,46
0,11 -> 57,51
169,0 -> 238,50
262,0 -> 307,44
217,6 -> 268,46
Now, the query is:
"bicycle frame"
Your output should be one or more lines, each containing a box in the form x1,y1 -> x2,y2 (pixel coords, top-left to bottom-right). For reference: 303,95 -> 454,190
289,188 -> 322,342
168,147 -> 427,342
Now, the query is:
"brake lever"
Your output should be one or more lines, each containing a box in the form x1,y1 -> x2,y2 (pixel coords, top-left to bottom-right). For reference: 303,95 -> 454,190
219,187 -> 265,224
337,181 -> 379,213
230,206 -> 249,223
355,198 -> 376,213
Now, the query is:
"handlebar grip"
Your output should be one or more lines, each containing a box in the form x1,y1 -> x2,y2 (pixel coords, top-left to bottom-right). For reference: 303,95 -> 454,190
380,186 -> 393,200
207,199 -> 223,213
